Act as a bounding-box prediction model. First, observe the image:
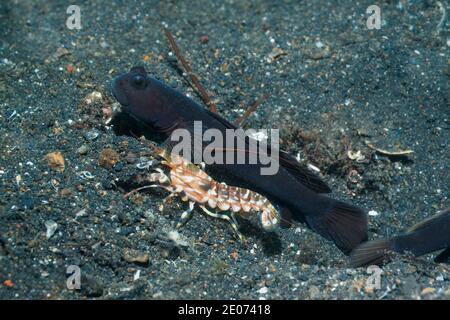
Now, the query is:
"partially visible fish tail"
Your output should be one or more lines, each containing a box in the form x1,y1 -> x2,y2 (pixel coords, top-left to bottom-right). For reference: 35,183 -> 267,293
349,238 -> 394,267
305,199 -> 368,254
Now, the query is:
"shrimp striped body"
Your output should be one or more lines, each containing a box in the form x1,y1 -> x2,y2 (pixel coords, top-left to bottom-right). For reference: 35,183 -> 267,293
134,146 -> 280,241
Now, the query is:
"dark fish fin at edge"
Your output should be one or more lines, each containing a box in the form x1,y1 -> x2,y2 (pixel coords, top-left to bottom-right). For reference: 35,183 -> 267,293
349,239 -> 393,267
278,150 -> 332,193
304,200 -> 368,254
406,207 -> 450,233
435,247 -> 450,264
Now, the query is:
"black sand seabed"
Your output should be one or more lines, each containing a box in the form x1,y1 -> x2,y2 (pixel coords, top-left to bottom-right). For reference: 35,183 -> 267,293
0,0 -> 448,299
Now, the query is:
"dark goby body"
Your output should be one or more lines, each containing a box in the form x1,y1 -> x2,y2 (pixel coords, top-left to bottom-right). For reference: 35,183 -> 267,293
111,66 -> 367,253
350,208 -> 450,267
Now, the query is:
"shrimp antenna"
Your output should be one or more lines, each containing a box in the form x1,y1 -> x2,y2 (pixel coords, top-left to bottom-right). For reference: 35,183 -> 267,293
163,28 -> 268,125
164,28 -> 218,113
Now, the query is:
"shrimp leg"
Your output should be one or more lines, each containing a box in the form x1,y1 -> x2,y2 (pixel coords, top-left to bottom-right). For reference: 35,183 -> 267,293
176,201 -> 195,229
199,205 -> 244,242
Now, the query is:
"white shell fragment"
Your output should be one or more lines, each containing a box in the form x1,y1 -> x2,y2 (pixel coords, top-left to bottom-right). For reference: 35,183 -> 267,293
368,210 -> 379,217
83,91 -> 103,105
307,163 -> 321,173
258,287 -> 269,294
45,220 -> 58,239
347,150 -> 365,162
167,230 -> 189,247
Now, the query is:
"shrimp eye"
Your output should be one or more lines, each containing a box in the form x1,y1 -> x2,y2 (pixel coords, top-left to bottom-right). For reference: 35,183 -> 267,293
131,74 -> 146,89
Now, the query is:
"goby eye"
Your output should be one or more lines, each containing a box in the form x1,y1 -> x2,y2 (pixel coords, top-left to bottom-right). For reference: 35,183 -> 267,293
132,74 -> 146,89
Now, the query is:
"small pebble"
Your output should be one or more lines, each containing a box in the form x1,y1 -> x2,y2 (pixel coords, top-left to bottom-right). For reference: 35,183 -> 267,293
84,129 -> 100,141
99,148 -> 119,169
60,188 -> 72,197
258,287 -> 268,294
199,35 -> 209,44
77,145 -> 89,155
45,220 -> 58,239
167,230 -> 189,247
45,151 -> 65,172
420,287 -> 435,295
368,210 -> 379,217
83,91 -> 103,105
125,152 -> 137,164
123,249 -> 149,265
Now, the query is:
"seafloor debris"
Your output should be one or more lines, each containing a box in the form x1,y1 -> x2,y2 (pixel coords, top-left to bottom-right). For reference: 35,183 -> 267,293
76,144 -> 89,155
3,280 -> 14,288
84,129 -> 100,141
83,91 -> 103,105
365,141 -> 414,157
44,151 -> 65,173
45,220 -> 58,239
122,248 -> 149,265
368,210 -> 379,217
98,148 -> 119,169
267,47 -> 288,63
347,150 -> 366,162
